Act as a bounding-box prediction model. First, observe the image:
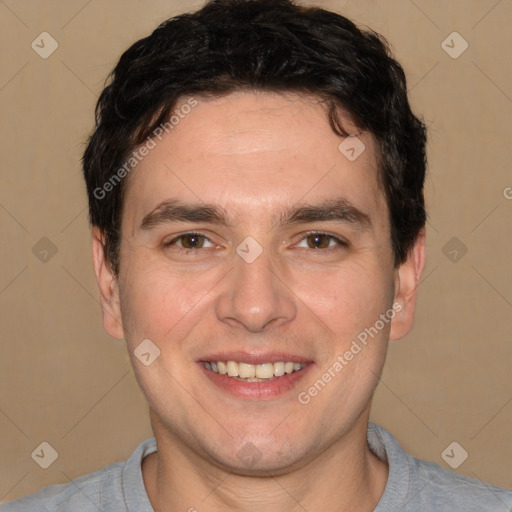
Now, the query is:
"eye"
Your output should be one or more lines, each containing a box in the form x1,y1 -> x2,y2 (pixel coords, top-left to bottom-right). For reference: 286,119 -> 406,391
163,233 -> 215,250
296,232 -> 347,250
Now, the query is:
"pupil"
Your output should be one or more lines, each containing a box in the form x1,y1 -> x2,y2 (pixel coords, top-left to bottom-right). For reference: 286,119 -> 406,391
309,234 -> 328,249
183,235 -> 202,248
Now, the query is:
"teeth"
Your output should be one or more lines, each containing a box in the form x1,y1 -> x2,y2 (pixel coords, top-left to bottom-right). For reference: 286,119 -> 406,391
273,361 -> 285,376
238,363 -> 255,378
203,360 -> 307,379
255,363 -> 274,379
226,360 -> 239,377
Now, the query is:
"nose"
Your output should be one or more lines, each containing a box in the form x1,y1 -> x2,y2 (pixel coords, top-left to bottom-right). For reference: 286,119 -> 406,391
214,245 -> 297,332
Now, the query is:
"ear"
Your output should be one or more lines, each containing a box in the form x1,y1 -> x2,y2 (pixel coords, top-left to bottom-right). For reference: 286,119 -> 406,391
389,228 -> 426,341
91,227 -> 124,339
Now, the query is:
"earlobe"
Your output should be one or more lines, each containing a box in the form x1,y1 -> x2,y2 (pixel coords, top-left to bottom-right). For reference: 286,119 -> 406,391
91,227 -> 125,339
389,228 -> 426,341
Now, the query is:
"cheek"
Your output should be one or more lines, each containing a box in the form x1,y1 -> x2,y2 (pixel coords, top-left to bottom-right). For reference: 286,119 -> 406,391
294,260 -> 392,336
119,240 -> 394,350
119,268 -> 186,339
119,257 -> 225,351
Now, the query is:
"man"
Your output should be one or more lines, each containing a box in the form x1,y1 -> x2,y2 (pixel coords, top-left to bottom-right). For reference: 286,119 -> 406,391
3,0 -> 511,510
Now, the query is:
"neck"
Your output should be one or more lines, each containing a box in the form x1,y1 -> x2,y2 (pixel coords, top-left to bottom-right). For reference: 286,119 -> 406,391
142,412 -> 388,512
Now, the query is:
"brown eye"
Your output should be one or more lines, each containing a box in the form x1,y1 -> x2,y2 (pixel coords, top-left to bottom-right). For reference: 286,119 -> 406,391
306,233 -> 333,249
164,233 -> 214,250
180,234 -> 205,249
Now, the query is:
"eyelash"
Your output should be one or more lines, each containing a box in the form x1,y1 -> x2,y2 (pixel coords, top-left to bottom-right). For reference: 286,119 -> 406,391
295,231 -> 348,250
163,231 -> 347,252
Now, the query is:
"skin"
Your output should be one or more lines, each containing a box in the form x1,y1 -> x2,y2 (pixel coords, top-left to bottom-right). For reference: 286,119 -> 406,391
92,91 -> 425,511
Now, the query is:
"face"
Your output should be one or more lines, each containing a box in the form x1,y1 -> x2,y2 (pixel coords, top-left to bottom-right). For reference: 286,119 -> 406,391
93,91 -> 424,474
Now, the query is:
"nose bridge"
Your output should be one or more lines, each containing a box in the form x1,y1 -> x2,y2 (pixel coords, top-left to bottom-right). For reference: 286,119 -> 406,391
214,240 -> 296,331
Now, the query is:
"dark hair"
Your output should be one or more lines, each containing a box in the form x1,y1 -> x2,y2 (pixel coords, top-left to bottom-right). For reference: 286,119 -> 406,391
82,0 -> 427,276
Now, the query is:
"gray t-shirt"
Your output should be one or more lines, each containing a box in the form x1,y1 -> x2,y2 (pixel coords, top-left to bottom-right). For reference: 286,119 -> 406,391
2,423 -> 511,511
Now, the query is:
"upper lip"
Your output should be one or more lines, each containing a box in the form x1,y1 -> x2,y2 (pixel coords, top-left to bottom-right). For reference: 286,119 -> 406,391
197,352 -> 313,365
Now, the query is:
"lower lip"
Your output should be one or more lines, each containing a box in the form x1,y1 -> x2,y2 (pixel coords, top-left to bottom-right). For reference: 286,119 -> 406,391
197,362 -> 314,400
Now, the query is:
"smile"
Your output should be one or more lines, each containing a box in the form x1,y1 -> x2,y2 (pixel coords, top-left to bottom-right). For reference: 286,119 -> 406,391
198,358 -> 314,400
202,360 -> 308,381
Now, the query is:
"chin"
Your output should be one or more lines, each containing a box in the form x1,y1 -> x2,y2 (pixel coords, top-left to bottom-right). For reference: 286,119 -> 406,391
205,433 -> 312,476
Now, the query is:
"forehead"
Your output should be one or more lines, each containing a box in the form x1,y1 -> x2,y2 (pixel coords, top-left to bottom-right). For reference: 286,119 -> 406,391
122,91 -> 386,230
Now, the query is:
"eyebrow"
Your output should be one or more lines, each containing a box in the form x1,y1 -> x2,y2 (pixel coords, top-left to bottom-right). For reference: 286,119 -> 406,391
138,198 -> 372,232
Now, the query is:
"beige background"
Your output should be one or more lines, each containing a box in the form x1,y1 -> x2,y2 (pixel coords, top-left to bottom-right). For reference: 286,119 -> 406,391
1,0 -> 511,503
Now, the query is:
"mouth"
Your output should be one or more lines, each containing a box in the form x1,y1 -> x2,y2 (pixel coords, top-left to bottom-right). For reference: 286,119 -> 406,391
201,360 -> 308,382
197,355 -> 314,400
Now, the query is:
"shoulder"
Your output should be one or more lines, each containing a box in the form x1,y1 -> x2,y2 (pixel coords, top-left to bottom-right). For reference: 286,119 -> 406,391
0,437 -> 157,512
368,423 -> 512,511
411,456 -> 512,510
0,463 -> 122,511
